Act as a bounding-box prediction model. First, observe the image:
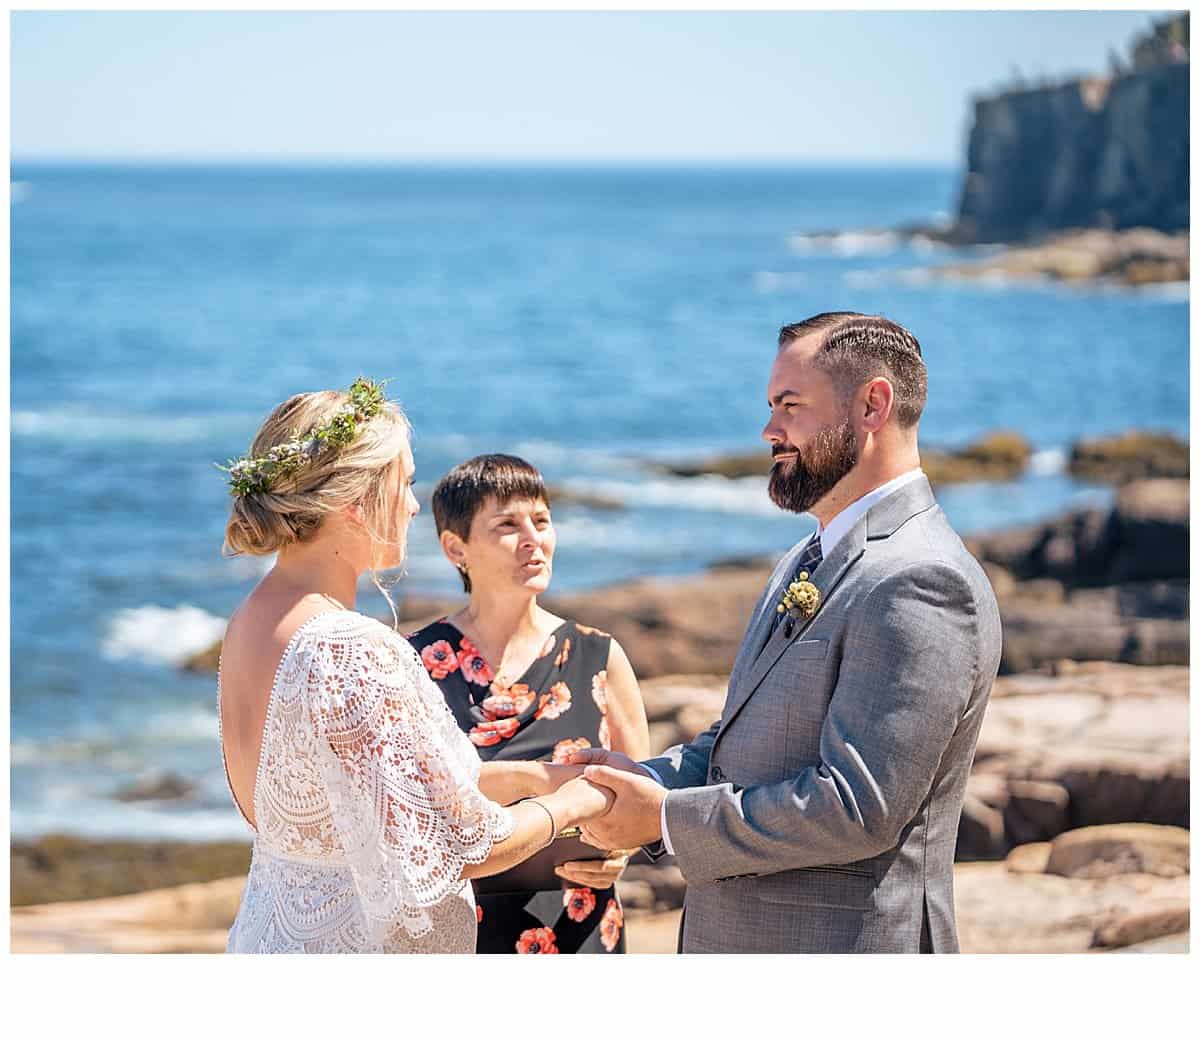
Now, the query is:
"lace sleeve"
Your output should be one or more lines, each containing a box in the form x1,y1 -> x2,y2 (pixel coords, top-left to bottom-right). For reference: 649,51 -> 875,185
304,615 -> 515,941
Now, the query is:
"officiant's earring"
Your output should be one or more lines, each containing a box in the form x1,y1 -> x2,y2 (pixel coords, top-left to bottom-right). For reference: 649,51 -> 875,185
457,562 -> 472,593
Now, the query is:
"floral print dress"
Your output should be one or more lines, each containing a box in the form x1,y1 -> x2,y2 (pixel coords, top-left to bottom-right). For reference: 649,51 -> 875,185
408,619 -> 626,955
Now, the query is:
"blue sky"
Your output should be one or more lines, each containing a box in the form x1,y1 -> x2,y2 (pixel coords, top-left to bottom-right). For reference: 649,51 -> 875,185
12,9 -> 1168,164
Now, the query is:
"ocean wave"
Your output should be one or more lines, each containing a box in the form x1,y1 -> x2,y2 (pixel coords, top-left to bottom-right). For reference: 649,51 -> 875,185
753,271 -> 809,294
1127,280 -> 1190,302
11,408 -> 259,445
1030,448 -> 1068,476
101,604 -> 226,666
11,802 -> 252,842
555,474 -> 784,517
788,229 -> 901,257
143,704 -> 220,742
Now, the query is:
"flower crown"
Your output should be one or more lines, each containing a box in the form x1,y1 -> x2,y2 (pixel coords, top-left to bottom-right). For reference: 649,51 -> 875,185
217,377 -> 389,497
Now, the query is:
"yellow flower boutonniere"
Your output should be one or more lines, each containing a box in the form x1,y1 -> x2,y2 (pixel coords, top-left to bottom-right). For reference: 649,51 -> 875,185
776,571 -> 821,636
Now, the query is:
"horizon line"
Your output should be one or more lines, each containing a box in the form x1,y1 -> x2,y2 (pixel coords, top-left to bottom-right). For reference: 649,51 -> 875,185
10,155 -> 961,170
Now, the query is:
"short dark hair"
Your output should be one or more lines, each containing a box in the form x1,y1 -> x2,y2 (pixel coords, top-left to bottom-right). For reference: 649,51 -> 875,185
777,312 -> 928,428
431,454 -> 549,591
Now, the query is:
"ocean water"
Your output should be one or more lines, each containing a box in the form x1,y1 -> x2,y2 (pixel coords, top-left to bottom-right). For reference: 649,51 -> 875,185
10,163 -> 1189,839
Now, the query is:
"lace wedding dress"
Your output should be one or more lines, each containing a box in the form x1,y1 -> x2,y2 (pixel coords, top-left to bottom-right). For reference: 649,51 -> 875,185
218,610 -> 515,953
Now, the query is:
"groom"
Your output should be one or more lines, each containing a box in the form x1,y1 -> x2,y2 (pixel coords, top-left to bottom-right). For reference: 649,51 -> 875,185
572,312 -> 1002,953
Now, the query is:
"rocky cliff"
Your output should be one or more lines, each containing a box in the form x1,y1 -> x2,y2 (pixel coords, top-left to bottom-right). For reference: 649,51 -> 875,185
953,17 -> 1189,243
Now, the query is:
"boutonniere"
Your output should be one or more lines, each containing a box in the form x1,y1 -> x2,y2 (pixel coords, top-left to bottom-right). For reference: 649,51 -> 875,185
776,571 -> 821,637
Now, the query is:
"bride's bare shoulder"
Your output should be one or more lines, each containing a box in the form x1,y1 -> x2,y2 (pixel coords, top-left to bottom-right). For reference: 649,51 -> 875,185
221,591 -> 344,674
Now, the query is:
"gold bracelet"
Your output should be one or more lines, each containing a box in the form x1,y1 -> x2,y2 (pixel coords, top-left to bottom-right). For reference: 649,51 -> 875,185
529,799 -> 558,848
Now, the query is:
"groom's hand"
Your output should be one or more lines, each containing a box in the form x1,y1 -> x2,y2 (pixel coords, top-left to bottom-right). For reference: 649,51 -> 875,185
577,765 -> 666,850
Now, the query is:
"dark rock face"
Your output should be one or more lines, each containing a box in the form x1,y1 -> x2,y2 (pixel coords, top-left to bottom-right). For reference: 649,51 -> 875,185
954,62 -> 1189,243
964,478 -> 1188,588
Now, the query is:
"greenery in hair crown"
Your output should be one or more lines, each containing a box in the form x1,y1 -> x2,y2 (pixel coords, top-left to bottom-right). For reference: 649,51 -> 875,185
217,377 -> 388,497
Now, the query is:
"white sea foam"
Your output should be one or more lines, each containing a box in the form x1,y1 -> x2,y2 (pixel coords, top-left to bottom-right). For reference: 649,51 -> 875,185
11,802 -> 253,842
753,270 -> 808,294
101,604 -> 226,666
11,408 -> 257,445
143,704 -> 221,742
555,474 -> 784,517
788,229 -> 901,257
1030,448 -> 1068,477
1128,280 -> 1190,302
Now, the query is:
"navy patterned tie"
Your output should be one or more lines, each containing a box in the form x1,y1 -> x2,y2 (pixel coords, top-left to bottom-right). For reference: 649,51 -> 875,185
772,534 -> 823,639
794,534 -> 824,581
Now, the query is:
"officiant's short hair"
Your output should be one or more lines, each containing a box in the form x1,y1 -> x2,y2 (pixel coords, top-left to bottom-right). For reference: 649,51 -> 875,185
432,453 -> 549,543
778,312 -> 928,428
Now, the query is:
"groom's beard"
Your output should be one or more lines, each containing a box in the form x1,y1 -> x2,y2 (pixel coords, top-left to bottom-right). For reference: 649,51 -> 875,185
768,418 -> 859,514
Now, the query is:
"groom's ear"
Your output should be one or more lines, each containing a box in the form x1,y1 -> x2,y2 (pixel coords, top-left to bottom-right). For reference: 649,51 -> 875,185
860,376 -> 895,431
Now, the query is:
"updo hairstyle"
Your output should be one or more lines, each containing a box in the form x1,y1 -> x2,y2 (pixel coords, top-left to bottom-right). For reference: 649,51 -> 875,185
223,389 -> 412,558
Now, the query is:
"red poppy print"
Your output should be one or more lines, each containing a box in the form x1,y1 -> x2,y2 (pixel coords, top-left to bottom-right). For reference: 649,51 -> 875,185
456,637 -> 494,686
598,714 -> 611,749
515,926 -> 559,954
552,737 -> 592,764
554,637 -> 572,668
536,682 -> 572,720
468,717 -> 520,747
420,640 -> 459,680
599,899 -> 623,952
563,887 -> 597,923
476,905 -> 483,923
591,670 -> 608,713
480,684 -> 535,720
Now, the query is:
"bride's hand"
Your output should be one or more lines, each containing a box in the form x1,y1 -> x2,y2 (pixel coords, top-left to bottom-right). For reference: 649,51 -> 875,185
549,775 -> 615,827
534,763 -> 586,795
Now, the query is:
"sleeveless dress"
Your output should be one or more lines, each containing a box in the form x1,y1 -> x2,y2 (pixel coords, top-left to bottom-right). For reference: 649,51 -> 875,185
217,610 -> 515,953
408,619 -> 627,955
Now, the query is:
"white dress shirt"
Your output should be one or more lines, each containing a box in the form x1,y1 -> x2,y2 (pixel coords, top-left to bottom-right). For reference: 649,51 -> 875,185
644,467 -> 926,854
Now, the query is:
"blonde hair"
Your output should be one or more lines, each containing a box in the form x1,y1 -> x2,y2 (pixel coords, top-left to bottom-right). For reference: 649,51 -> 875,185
223,388 -> 412,564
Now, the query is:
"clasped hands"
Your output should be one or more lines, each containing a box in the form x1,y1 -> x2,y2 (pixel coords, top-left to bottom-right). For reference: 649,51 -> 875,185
542,749 -> 667,885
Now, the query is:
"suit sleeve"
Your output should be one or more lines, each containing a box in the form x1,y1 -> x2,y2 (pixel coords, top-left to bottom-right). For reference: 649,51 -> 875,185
640,718 -> 720,791
660,563 -> 980,887
639,556 -> 787,792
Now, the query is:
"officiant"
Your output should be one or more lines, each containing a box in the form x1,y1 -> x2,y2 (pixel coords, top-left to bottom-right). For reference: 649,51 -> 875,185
408,454 -> 649,954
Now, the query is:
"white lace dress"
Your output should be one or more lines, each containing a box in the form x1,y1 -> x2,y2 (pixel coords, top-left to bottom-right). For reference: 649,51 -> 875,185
218,610 -> 515,953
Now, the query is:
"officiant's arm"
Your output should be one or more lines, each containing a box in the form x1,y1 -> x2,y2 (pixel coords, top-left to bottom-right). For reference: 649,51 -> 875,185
660,563 -> 985,887
603,637 -> 650,761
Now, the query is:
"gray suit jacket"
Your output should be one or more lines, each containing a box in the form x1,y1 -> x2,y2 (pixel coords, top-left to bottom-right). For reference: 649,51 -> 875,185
643,475 -> 1001,953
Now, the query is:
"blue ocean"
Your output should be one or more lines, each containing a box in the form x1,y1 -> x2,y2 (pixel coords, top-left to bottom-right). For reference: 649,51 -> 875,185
9,163 -> 1189,839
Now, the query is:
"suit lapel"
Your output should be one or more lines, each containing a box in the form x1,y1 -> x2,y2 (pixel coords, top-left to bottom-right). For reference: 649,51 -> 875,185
721,520 -> 866,731
717,475 -> 938,742
727,539 -> 808,690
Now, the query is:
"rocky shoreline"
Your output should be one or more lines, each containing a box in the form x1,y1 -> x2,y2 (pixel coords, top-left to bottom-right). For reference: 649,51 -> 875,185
934,228 -> 1188,287
14,446 -> 1189,953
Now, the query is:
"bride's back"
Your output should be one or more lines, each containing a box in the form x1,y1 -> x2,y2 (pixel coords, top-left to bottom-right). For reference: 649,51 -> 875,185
218,589 -> 333,830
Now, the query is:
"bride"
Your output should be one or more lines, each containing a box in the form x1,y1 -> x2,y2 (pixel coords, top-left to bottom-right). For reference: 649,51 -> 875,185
216,378 -> 611,953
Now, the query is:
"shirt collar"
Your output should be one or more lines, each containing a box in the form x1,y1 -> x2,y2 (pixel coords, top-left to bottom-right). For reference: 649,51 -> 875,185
817,468 -> 926,558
